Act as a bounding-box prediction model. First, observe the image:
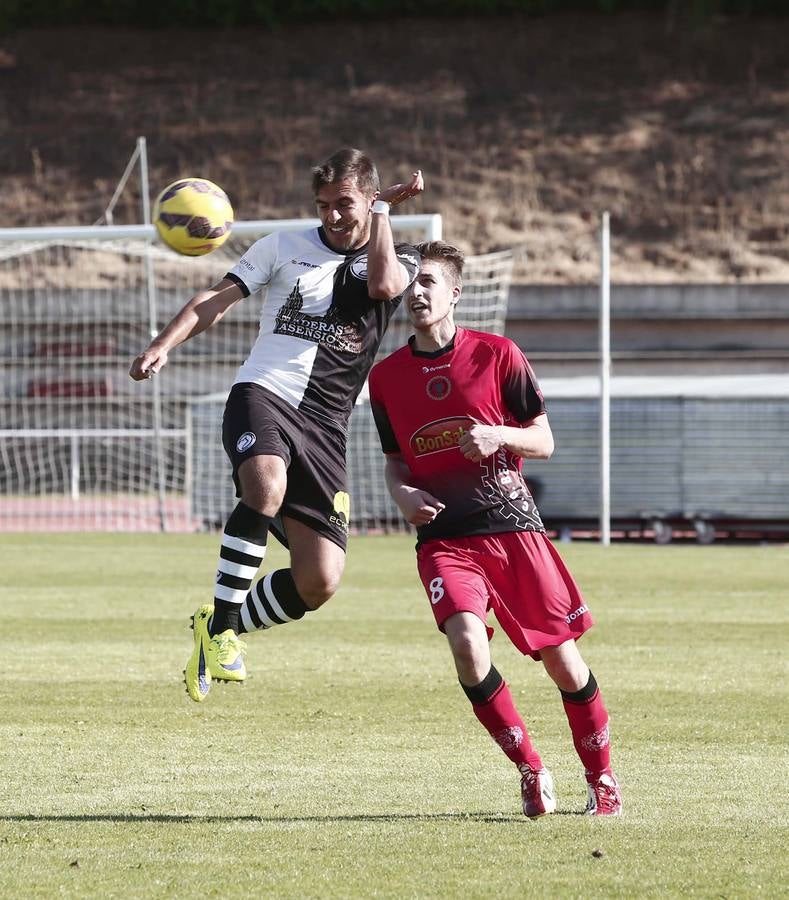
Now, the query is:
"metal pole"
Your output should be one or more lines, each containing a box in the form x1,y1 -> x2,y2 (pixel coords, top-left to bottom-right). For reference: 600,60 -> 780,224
97,143 -> 141,226
138,136 -> 169,532
184,404 -> 194,526
599,212 -> 611,546
70,434 -> 80,500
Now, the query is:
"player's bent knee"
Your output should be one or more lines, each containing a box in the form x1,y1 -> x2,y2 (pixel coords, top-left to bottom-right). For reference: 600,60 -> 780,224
299,586 -> 334,610
540,642 -> 589,692
238,456 -> 287,515
447,629 -> 489,682
240,492 -> 283,518
293,571 -> 340,610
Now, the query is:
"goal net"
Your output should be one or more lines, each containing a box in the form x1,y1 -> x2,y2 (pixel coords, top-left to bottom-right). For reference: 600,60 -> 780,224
0,222 -> 515,533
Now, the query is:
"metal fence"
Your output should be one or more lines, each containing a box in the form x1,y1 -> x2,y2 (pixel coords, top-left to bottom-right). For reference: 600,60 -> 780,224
527,376 -> 789,540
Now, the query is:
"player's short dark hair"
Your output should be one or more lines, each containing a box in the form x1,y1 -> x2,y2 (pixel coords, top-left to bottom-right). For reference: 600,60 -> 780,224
415,240 -> 465,289
312,148 -> 380,198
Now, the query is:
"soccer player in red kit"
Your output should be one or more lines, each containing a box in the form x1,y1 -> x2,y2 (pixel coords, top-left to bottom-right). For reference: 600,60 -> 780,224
368,241 -> 622,818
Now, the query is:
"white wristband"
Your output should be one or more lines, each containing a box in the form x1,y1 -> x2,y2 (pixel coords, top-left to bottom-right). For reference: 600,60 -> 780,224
371,200 -> 390,216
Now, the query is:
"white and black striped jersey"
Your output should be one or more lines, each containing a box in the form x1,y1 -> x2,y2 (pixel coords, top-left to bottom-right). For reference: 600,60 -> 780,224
225,227 -> 420,429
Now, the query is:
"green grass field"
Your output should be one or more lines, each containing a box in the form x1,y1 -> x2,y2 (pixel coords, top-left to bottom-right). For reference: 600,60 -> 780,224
1,534 -> 786,898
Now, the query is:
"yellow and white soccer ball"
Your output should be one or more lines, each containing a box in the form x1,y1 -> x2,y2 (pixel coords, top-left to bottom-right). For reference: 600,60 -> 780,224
153,177 -> 234,256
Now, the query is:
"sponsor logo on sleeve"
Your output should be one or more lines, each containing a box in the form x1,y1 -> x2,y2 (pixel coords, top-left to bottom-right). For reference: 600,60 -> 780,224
350,255 -> 368,280
397,251 -> 419,268
236,432 -> 256,453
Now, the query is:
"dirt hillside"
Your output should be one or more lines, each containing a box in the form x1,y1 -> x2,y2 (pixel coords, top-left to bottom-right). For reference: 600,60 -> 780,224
1,13 -> 788,283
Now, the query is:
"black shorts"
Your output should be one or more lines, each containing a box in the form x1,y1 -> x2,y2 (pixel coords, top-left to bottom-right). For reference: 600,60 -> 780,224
222,382 -> 350,551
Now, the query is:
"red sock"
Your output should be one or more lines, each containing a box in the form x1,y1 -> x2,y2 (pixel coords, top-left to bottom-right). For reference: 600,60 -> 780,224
472,681 -> 543,771
562,683 -> 612,779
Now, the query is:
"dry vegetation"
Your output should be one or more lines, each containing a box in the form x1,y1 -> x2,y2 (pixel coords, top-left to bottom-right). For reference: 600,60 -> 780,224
1,13 -> 788,283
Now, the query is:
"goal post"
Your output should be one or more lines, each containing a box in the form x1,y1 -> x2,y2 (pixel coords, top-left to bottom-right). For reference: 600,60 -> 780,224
0,216 -> 518,534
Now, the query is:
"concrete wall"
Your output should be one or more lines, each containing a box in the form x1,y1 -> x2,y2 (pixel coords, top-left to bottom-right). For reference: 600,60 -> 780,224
505,284 -> 789,376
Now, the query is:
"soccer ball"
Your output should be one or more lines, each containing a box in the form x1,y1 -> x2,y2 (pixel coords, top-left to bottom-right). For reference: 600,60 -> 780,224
153,178 -> 234,256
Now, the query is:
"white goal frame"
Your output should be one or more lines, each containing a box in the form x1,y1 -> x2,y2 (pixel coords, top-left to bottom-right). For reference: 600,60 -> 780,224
0,214 -> 512,531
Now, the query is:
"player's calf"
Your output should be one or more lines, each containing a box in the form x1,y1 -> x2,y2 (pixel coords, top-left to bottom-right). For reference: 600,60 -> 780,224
238,569 -> 311,633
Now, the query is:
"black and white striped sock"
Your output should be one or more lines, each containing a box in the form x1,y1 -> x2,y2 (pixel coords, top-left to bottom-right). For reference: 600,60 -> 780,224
211,502 -> 271,635
238,569 -> 310,634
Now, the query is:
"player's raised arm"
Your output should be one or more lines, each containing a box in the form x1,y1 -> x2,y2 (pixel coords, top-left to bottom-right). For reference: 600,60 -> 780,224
129,277 -> 244,381
367,169 -> 425,300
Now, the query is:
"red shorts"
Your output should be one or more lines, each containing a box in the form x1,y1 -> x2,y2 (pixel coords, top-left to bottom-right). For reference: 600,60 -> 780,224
416,531 -> 594,660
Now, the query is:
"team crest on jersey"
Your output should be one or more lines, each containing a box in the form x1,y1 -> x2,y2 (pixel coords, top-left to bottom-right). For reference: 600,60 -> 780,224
236,432 -> 256,452
426,375 -> 452,400
350,255 -> 368,280
410,416 -> 471,457
274,279 -> 363,354
329,491 -> 351,533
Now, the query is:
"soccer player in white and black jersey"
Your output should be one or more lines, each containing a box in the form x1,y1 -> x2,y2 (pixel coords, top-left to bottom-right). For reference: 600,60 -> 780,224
130,149 -> 423,702
368,241 -> 622,818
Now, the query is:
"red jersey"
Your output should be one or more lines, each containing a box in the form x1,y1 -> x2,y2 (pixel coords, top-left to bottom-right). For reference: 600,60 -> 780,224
368,327 -> 546,542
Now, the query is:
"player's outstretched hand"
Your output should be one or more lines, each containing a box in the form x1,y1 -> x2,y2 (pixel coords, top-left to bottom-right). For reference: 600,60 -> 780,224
377,170 -> 424,207
129,346 -> 168,381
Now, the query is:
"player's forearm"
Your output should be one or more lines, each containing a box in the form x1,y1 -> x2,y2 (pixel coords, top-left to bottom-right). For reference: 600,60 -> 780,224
498,420 -> 554,460
148,298 -> 207,353
384,456 -> 414,499
150,285 -> 239,352
366,209 -> 407,300
384,457 -> 428,514
384,456 -> 446,525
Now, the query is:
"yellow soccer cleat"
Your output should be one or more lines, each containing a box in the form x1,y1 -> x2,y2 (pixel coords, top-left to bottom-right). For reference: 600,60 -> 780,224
184,604 -> 214,702
207,630 -> 247,683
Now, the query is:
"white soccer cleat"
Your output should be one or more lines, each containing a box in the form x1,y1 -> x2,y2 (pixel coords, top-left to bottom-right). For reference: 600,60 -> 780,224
585,772 -> 623,816
519,765 -> 557,819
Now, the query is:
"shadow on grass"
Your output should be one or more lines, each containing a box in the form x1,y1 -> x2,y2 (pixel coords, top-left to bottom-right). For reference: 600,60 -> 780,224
0,811 -> 584,824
